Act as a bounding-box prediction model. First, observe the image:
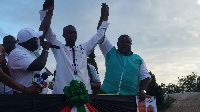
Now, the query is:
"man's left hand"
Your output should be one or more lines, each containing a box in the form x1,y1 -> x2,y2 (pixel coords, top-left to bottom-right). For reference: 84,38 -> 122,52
138,91 -> 146,101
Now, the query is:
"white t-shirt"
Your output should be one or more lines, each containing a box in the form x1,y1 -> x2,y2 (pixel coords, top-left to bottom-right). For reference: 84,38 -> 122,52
8,45 -> 36,89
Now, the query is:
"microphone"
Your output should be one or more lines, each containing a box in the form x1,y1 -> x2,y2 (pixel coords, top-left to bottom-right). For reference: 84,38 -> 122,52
40,42 -> 60,49
50,44 -> 60,49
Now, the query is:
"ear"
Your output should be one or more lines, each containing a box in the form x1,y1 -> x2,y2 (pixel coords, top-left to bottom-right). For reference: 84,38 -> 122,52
117,42 -> 119,47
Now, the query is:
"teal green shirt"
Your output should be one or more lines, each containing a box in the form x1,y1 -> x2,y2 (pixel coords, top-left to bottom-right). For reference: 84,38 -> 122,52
101,47 -> 143,95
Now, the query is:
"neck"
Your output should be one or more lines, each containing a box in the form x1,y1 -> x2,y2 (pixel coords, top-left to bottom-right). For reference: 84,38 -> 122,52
6,51 -> 10,55
65,43 -> 75,48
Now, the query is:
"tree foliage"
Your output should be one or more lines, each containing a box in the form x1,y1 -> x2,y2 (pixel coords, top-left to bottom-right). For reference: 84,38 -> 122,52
146,71 -> 164,110
87,50 -> 98,74
162,72 -> 200,94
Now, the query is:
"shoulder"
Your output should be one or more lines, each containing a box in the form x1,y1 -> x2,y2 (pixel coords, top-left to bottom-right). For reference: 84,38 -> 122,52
107,46 -> 116,54
8,48 -> 32,62
131,53 -> 143,63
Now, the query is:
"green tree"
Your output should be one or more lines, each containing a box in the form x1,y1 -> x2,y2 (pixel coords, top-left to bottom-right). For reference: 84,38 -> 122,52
87,50 -> 98,73
146,71 -> 164,111
164,83 -> 182,94
177,72 -> 198,92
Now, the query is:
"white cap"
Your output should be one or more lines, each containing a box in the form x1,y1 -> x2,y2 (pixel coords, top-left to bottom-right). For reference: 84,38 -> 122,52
17,28 -> 43,43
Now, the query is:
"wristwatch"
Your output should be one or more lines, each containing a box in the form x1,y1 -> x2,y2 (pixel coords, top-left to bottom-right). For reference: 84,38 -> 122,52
140,90 -> 146,94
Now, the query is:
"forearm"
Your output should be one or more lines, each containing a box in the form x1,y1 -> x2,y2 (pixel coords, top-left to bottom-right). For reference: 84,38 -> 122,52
91,82 -> 101,90
0,70 -> 24,92
140,77 -> 150,91
39,10 -> 53,42
27,49 -> 49,71
97,17 -> 104,30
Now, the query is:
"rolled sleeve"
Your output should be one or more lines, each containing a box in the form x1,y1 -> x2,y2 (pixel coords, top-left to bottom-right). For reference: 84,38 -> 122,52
82,21 -> 109,56
39,10 -> 59,46
139,61 -> 151,81
99,37 -> 113,57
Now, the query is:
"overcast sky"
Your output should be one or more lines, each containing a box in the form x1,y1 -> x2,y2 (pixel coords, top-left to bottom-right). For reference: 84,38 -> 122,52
1,0 -> 200,85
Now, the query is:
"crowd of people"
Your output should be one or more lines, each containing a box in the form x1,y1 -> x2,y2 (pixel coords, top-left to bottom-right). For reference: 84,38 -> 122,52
0,0 -> 151,102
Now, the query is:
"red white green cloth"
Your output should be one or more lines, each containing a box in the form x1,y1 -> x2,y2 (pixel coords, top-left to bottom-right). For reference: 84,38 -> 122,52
61,103 -> 97,112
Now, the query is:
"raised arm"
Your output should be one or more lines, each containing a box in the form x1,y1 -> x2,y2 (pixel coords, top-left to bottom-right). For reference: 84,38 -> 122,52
39,0 -> 54,43
98,3 -> 113,56
97,3 -> 109,30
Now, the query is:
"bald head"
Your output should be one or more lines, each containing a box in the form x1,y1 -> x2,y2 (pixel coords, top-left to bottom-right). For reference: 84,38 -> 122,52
117,35 -> 132,55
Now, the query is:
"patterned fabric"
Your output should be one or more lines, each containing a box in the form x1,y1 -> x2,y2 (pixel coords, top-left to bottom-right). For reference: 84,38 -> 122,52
39,10 -> 109,94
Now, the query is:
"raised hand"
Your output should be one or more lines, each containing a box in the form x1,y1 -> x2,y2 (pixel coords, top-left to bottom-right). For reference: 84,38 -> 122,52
42,41 -> 51,51
97,3 -> 109,30
43,0 -> 50,10
47,0 -> 54,12
43,0 -> 54,12
101,3 -> 109,21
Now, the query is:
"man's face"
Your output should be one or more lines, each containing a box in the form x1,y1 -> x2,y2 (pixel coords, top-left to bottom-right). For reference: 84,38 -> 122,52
138,101 -> 146,112
147,105 -> 154,112
25,37 -> 38,51
117,36 -> 132,55
3,36 -> 17,54
63,26 -> 77,44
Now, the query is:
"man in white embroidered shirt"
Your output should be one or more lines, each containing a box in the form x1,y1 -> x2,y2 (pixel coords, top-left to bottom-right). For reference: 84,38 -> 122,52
39,3 -> 109,94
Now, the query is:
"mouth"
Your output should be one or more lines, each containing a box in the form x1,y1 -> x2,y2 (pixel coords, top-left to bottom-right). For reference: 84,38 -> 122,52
122,47 -> 129,50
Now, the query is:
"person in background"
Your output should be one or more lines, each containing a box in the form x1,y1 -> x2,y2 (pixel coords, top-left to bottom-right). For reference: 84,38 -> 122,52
87,63 -> 101,94
0,47 -> 41,94
0,35 -> 17,94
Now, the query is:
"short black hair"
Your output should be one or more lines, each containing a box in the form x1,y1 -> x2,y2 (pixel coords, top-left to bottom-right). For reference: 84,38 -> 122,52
63,25 -> 75,35
3,35 -> 15,43
118,34 -> 132,42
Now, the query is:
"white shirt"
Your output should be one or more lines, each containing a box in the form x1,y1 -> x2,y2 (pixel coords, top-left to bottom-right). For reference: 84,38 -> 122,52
88,64 -> 100,83
8,44 -> 36,89
40,10 -> 109,94
99,37 -> 151,81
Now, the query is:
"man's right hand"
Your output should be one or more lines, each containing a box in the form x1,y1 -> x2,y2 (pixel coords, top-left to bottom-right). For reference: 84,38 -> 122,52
101,3 -> 109,21
47,0 -> 54,12
25,84 -> 43,94
43,0 -> 54,11
42,41 -> 51,51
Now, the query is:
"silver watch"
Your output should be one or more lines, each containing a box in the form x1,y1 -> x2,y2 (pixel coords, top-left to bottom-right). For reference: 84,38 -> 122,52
141,90 -> 146,94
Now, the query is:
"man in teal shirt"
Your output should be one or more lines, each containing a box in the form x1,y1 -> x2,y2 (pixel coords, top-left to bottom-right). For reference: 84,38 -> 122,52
99,34 -> 151,100
98,3 -> 151,100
